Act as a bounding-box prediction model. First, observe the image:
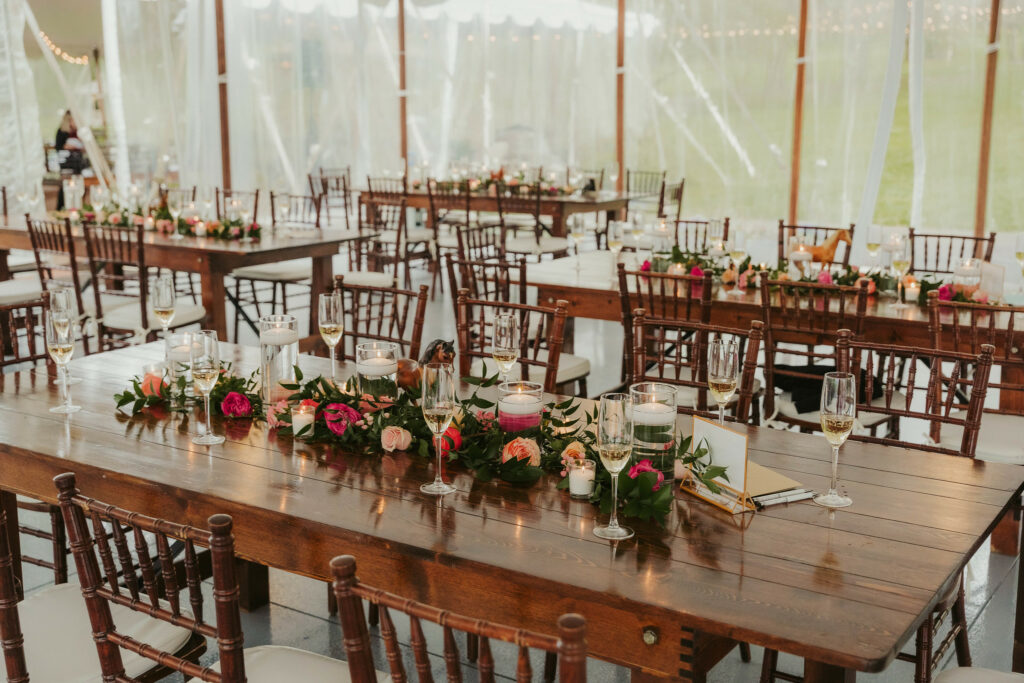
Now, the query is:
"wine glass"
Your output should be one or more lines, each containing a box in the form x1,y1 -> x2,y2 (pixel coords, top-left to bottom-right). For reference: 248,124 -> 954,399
569,216 -> 586,279
167,192 -> 184,240
707,338 -> 739,424
814,372 -> 856,509
866,225 -> 882,268
726,233 -> 747,296
318,292 -> 344,385
594,392 -> 634,540
608,162 -> 620,190
420,362 -> 457,496
191,330 -> 225,446
491,312 -> 519,383
199,187 -> 215,219
630,212 -> 645,255
151,273 -> 176,337
47,286 -> 83,386
239,201 -> 253,244
607,220 -> 624,265
46,310 -> 80,414
90,185 -> 108,210
891,239 -> 911,308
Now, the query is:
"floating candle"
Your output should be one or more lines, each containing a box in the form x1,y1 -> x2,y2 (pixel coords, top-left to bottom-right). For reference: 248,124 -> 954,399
259,327 -> 300,346
355,355 -> 399,378
632,401 -> 676,426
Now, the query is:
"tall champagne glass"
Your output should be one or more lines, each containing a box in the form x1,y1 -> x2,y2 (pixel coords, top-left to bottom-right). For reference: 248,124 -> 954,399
491,312 -> 519,383
594,392 -> 634,540
318,292 -> 344,385
892,239 -> 911,308
420,362 -> 457,496
607,221 -> 624,265
569,216 -> 586,279
866,225 -> 882,267
48,286 -> 81,385
46,310 -> 80,413
191,330 -> 225,446
707,338 -> 739,424
814,372 -> 856,508
167,192 -> 184,240
151,273 -> 176,337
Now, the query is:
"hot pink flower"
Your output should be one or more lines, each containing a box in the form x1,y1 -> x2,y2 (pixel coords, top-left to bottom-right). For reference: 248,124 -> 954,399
817,270 -> 833,285
628,459 -> 665,491
440,426 -> 462,456
230,225 -> 241,237
266,399 -> 289,428
501,437 -> 541,467
690,266 -> 704,277
938,284 -> 954,301
640,260 -> 652,272
324,402 -> 361,436
475,409 -> 495,428
738,272 -> 749,290
220,391 -> 252,418
381,426 -> 413,452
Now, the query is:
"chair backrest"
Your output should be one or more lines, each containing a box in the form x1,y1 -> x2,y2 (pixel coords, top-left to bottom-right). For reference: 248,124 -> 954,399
364,199 -> 407,276
777,221 -> 855,267
456,288 -> 569,392
759,275 -> 869,421
0,292 -> 51,371
836,330 -> 994,457
446,256 -> 527,324
455,223 -> 505,261
908,229 -> 996,276
626,169 -> 666,196
366,176 -> 407,205
495,182 -> 542,233
928,291 -> 1024,416
675,217 -> 729,253
54,472 -> 246,682
663,178 -> 684,220
569,168 -> 605,190
26,216 -> 90,320
82,223 -> 147,341
319,165 -> 352,186
269,192 -> 322,229
215,188 -> 260,223
333,275 -> 428,362
0,490 -> 31,680
426,178 -> 472,232
161,186 -> 197,206
617,263 -> 713,385
632,311 -> 763,422
331,555 -> 587,683
311,173 -> 353,228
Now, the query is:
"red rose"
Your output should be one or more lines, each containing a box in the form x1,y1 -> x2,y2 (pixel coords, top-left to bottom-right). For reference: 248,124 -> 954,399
628,459 -> 665,491
440,426 -> 462,457
220,391 -> 252,418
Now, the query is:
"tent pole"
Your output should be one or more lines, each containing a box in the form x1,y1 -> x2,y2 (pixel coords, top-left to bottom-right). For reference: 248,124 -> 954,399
398,0 -> 408,175
974,0 -> 1001,237
215,0 -> 231,189
787,0 -> 809,227
616,0 -> 624,192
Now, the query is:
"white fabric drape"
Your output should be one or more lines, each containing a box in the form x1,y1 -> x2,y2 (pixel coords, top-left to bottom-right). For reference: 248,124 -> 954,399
986,2 -> 1020,234
0,0 -> 44,209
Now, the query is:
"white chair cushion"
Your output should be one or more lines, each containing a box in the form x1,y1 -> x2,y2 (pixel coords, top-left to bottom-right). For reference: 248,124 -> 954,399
0,277 -> 43,305
437,232 -> 459,249
81,293 -> 140,317
212,645 -> 390,683
103,300 -> 206,332
505,235 -> 569,255
232,259 -> 312,282
375,228 -> 434,244
938,411 -> 1024,463
7,250 -> 39,273
501,214 -> 538,228
342,271 -> 396,288
775,389 -> 903,427
20,583 -> 193,683
935,668 -> 1024,683
471,350 -> 589,386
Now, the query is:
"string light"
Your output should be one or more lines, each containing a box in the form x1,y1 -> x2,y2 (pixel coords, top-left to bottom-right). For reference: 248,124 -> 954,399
37,29 -> 89,66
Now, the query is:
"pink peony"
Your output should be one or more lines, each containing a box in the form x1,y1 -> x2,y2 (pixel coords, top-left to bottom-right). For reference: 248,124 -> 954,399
689,266 -> 704,278
475,409 -> 495,428
938,284 -> 954,301
817,270 -> 833,285
640,260 -> 651,272
738,272 -> 749,290
220,391 -> 252,418
628,459 -> 665,491
501,437 -> 541,467
440,426 -> 462,456
381,425 -> 413,452
266,399 -> 289,428
324,402 -> 361,436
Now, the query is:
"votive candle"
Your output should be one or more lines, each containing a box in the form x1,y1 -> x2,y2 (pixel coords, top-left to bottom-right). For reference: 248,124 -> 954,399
291,405 -> 316,438
567,459 -> 596,498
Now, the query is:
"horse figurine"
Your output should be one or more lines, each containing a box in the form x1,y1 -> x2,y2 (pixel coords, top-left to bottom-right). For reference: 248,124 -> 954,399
792,229 -> 852,276
396,340 -> 455,390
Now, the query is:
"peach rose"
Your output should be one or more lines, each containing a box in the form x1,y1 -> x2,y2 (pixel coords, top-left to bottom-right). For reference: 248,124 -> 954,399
501,437 -> 541,467
855,276 -> 877,295
140,372 -> 166,397
108,213 -> 122,225
381,426 -> 412,452
560,440 -> 586,461
720,267 -> 737,285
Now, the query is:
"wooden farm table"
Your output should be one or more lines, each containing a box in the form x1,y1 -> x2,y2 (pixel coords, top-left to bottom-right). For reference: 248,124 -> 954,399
0,219 -> 365,339
2,343 -> 1023,682
361,189 -> 650,237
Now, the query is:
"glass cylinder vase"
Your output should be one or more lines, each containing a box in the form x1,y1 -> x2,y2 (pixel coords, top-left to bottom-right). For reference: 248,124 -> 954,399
259,314 -> 299,404
629,382 -> 678,482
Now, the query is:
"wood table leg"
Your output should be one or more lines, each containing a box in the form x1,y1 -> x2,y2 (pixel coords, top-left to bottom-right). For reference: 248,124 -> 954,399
0,249 -> 11,281
235,558 -> 269,611
199,257 -> 228,340
550,206 -> 567,238
804,660 -> 855,682
1,490 -> 23,600
309,254 -> 333,334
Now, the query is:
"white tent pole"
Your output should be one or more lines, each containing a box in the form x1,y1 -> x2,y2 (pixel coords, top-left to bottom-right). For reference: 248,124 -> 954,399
100,0 -> 131,193
908,0 -> 925,229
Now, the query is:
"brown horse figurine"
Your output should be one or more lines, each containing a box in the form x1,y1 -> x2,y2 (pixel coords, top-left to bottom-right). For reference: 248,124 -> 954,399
808,230 -> 852,265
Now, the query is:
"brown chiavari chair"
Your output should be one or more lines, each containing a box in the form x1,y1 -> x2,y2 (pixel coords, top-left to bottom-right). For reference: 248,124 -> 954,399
426,178 -> 474,295
762,332 -> 994,683
568,167 -> 605,190
928,291 -> 1024,461
675,217 -> 729,254
777,221 -> 855,268
331,554 -> 588,683
758,274 -> 890,435
457,288 -> 579,394
445,255 -> 526,319
367,180 -> 435,290
362,198 -> 418,289
83,223 -> 206,349
319,165 -> 352,184
332,275 -> 428,363
908,228 -> 996,276
53,472 -> 356,682
214,188 -> 260,223
310,172 -> 352,229
366,175 -> 407,205
624,169 -> 666,219
617,263 -> 712,384
496,182 -> 570,260
1,185 -> 7,220
632,310 -> 763,423
154,186 -> 202,304
663,177 -> 685,221
456,223 -> 506,262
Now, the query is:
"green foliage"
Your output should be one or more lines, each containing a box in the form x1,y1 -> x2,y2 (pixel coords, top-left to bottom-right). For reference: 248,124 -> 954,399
114,363 -> 264,420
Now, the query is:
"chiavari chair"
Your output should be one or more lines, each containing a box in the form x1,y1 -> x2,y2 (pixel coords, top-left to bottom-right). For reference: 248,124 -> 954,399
154,186 -> 203,304
214,188 -> 259,223
367,179 -> 435,290
777,221 -> 855,267
663,177 -> 685,221
331,275 -> 428,363
675,217 -> 730,254
362,198 -> 418,289
624,169 -> 666,219
318,165 -> 352,184
331,554 -> 588,683
496,182 -> 570,260
762,331 -> 994,683
445,255 -> 527,320
632,310 -> 763,423
617,263 -> 712,384
928,291 -> 1024,462
82,223 -> 205,350
455,223 -> 505,262
908,228 -> 996,276
426,178 -> 473,295
567,167 -> 605,190
52,472 -> 358,682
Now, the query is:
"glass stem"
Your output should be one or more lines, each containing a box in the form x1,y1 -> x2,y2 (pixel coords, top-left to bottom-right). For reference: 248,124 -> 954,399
204,394 -> 212,436
330,346 -> 336,384
829,445 -> 840,494
898,279 -> 903,303
434,433 -> 444,486
59,365 -> 68,407
718,403 -> 725,425
608,472 -> 620,530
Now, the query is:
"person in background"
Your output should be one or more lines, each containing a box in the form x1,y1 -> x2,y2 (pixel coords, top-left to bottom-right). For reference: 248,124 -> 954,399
56,110 -> 86,210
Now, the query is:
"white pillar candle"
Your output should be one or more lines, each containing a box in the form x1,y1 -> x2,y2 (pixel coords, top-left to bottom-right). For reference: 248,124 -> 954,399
143,215 -> 155,231
632,401 -> 676,426
259,327 -> 300,346
356,356 -> 398,378
291,405 -> 316,437
568,460 -> 596,498
194,221 -> 206,237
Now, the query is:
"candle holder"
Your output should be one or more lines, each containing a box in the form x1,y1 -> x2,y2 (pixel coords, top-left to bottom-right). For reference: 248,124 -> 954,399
356,341 -> 399,398
497,381 -> 544,432
165,331 -> 195,398
567,458 -> 596,499
259,315 -> 299,404
291,404 -> 316,439
629,382 -> 678,482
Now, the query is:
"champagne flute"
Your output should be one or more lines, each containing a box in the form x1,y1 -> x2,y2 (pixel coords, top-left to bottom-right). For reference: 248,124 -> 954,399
491,312 -> 519,383
892,239 -> 911,308
420,362 -> 457,496
707,338 -> 739,424
569,216 -> 586,279
151,273 -> 176,337
46,311 -> 80,414
318,292 -> 344,385
814,372 -> 856,509
608,161 -> 619,189
866,225 -> 882,267
726,233 -> 747,296
167,192 -> 184,240
239,201 -> 253,244
191,330 -> 225,446
607,220 -> 624,265
594,392 -> 634,540
48,287 -> 82,386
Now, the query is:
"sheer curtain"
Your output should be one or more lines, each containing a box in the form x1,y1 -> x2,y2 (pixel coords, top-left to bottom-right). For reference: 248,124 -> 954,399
0,0 -> 45,206
988,1 -> 1024,234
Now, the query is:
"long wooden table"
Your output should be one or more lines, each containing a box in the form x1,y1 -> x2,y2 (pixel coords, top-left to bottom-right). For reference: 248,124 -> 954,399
2,343 -> 1022,681
0,221 -> 365,339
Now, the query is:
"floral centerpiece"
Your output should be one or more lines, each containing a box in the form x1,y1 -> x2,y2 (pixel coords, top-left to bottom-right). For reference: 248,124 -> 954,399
115,362 -> 264,421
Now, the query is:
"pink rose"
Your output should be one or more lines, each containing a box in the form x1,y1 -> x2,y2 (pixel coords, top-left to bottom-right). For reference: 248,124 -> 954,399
938,284 -> 954,301
817,270 -> 833,285
440,426 -> 462,456
640,260 -> 651,272
220,391 -> 252,418
971,289 -> 989,303
108,213 -> 122,225
230,225 -> 241,237
132,215 -> 145,226
475,410 -> 495,428
738,272 -> 748,290
324,402 -> 361,436
156,219 -> 172,233
266,399 -> 289,428
140,372 -> 166,397
501,437 -> 541,467
628,459 -> 665,491
559,441 -> 588,475
381,426 -> 413,452
359,394 -> 395,414
855,276 -> 876,295
187,216 -> 199,226
689,266 -> 704,277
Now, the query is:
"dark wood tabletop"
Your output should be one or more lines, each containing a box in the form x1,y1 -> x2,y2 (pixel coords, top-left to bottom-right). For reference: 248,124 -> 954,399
1,343 -> 1021,682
